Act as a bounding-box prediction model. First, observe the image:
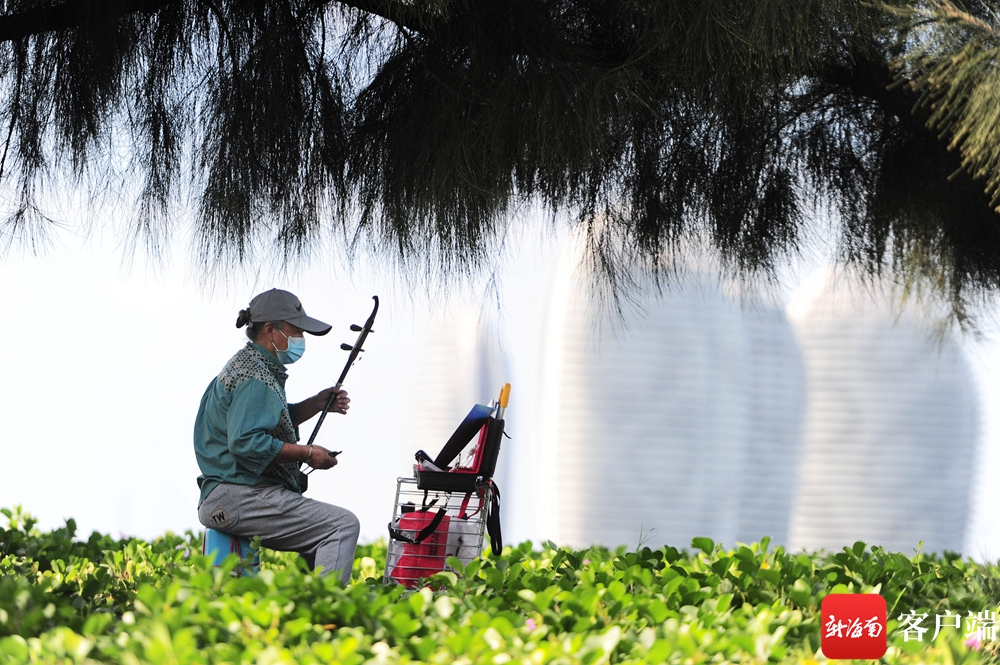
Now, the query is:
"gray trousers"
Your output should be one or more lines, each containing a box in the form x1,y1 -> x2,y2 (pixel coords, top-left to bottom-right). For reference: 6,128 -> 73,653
198,482 -> 360,584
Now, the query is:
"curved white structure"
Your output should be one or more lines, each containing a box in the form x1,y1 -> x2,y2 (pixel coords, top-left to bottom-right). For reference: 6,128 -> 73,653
410,302 -> 510,472
786,269 -> 978,553
737,307 -> 808,545
532,242 -> 805,549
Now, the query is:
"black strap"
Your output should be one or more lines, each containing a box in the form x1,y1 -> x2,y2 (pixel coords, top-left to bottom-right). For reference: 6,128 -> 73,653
486,482 -> 502,555
388,508 -> 447,544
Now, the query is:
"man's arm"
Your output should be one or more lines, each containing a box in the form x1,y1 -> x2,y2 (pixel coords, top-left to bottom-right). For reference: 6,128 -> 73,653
272,442 -> 312,464
272,442 -> 339,469
290,388 -> 350,426
227,380 -> 341,470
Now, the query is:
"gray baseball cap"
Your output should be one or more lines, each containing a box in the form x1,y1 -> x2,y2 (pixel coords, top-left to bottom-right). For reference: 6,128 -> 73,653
248,289 -> 332,335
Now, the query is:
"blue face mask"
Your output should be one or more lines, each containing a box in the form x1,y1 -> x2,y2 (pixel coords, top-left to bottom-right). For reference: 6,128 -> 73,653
275,329 -> 306,364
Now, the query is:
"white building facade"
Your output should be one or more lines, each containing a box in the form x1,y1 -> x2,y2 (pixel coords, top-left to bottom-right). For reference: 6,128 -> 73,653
410,244 -> 979,553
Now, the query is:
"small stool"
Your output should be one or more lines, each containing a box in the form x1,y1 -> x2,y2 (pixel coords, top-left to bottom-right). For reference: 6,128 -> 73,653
202,528 -> 260,576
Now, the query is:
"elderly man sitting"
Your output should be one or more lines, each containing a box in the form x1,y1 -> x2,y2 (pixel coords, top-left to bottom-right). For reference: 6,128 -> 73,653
193,288 -> 360,583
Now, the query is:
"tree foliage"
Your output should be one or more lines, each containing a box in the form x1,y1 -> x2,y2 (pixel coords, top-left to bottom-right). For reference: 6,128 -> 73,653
0,0 -> 999,307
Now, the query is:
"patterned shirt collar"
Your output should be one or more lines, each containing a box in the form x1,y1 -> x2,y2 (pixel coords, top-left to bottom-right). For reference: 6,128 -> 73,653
249,342 -> 288,379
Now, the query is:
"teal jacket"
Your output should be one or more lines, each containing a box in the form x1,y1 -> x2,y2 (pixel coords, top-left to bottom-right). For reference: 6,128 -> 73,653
194,343 -> 302,507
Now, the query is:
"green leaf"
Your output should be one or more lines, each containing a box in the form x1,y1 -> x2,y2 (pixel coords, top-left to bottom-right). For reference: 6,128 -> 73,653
0,636 -> 28,660
607,581 -> 627,601
407,591 -> 427,615
758,569 -> 780,586
788,579 -> 812,606
691,538 -> 715,554
388,614 -> 422,638
648,599 -> 669,623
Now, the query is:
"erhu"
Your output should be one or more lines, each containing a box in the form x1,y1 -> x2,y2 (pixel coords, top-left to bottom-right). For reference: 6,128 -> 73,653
302,295 -> 379,476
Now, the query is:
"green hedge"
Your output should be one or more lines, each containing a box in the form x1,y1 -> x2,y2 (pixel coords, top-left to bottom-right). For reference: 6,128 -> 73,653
1,505 -> 998,664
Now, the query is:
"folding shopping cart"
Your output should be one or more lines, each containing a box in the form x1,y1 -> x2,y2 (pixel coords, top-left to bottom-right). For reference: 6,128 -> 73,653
385,477 -> 495,587
385,383 -> 509,587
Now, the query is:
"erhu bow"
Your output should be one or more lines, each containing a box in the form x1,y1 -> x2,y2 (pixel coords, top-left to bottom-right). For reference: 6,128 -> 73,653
303,295 -> 379,471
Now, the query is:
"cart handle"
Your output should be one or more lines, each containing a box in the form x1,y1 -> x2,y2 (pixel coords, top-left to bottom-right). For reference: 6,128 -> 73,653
495,383 -> 511,420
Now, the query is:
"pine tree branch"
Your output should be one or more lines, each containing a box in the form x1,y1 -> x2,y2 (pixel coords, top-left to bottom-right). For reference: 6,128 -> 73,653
823,54 -> 998,210
823,57 -> 933,140
0,0 -> 432,43
330,0 -> 436,34
0,0 -> 173,42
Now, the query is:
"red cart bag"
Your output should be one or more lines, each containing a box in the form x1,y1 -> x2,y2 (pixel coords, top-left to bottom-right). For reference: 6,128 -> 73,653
388,506 -> 450,588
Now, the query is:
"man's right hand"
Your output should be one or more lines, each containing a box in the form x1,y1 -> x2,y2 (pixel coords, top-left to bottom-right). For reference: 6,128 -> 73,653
309,446 -> 339,470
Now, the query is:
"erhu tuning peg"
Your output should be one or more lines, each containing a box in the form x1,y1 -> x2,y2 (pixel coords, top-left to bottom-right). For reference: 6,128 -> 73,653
340,343 -> 353,351
350,324 -> 362,331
